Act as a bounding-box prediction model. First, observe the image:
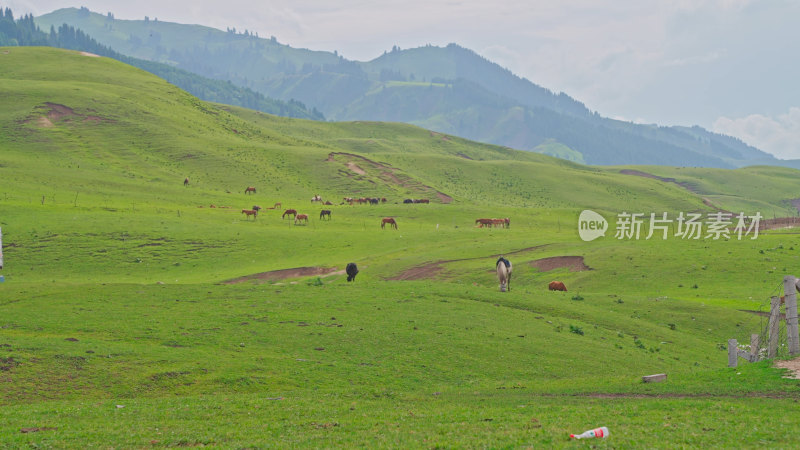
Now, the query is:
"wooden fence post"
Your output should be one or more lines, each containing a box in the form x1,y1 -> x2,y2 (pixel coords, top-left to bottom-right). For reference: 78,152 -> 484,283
769,296 -> 781,358
728,339 -> 738,367
783,276 -> 800,355
750,334 -> 760,361
0,226 -> 3,270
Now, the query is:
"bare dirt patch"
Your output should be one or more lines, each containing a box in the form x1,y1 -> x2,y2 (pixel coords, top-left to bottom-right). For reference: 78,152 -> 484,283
45,103 -> 76,120
436,192 -> 454,204
223,267 -> 339,284
28,103 -> 110,128
35,117 -> 54,128
529,256 -> 590,272
346,162 -> 366,175
775,357 -> 800,379
80,51 -> 100,57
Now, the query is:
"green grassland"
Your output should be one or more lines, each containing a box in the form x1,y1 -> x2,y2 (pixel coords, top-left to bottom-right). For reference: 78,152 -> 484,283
2,47 -> 800,447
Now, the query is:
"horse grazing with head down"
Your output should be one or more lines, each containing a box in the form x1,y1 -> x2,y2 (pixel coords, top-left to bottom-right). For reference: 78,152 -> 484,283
475,218 -> 493,228
282,209 -> 297,219
548,281 -> 567,292
294,214 -> 309,225
496,257 -> 512,292
320,210 -> 332,220
381,218 -> 398,229
244,186 -> 256,195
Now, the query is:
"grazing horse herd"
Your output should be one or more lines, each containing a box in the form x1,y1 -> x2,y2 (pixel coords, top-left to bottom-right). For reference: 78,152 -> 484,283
475,218 -> 510,228
186,180 -> 507,231
189,179 -> 546,288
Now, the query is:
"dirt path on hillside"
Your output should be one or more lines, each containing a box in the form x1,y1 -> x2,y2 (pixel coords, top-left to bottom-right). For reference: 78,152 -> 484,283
223,266 -> 341,284
327,152 -> 453,203
387,245 -> 551,280
529,256 -> 590,272
619,169 -> 701,193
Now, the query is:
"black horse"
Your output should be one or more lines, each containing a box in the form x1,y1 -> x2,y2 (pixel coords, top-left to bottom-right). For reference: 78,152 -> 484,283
346,263 -> 359,282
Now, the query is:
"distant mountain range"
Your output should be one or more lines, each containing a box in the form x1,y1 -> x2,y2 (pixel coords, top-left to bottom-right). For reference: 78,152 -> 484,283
34,7 -> 800,169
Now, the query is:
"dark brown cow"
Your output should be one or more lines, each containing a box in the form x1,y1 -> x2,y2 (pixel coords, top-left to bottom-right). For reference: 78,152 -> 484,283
548,281 -> 567,292
381,218 -> 398,229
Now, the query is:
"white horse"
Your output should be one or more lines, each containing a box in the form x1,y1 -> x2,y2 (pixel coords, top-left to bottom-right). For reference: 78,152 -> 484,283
496,257 -> 512,292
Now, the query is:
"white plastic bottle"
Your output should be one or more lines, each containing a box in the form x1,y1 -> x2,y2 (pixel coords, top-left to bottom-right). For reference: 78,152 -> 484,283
570,426 -> 609,439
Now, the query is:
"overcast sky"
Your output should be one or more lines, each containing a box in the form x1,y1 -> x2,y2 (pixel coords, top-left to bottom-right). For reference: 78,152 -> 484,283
6,0 -> 800,159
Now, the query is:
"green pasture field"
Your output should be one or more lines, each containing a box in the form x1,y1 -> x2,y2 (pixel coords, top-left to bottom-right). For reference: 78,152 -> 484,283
2,47 -> 800,447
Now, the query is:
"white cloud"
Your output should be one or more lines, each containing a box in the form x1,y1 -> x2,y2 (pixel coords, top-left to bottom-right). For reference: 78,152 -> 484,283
713,108 -> 800,160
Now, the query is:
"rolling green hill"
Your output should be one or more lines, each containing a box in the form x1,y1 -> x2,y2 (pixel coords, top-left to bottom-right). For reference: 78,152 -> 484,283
3,47 -> 800,447
0,10 -> 323,120
33,7 -> 793,169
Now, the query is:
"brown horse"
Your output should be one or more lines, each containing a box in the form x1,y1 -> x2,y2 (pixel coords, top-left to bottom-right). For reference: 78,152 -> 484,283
282,209 -> 297,219
548,281 -> 567,292
475,218 -> 493,228
294,214 -> 309,225
273,202 -> 282,209
244,186 -> 256,194
381,218 -> 398,229
320,210 -> 332,220
241,209 -> 258,219
183,177 -> 189,186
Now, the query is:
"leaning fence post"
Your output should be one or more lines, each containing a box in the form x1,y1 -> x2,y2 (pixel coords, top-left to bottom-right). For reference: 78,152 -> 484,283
769,296 -> 781,358
783,276 -> 800,355
750,334 -> 760,361
728,339 -> 738,367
